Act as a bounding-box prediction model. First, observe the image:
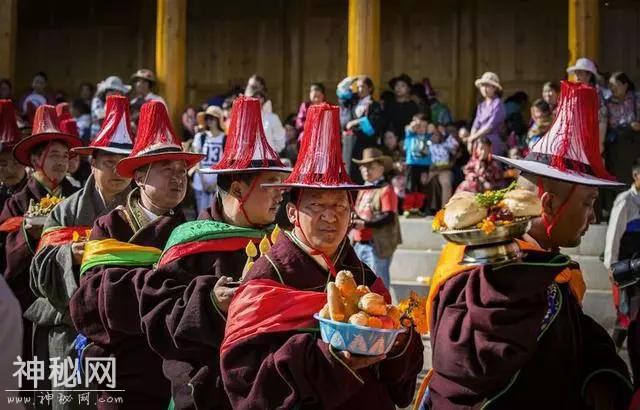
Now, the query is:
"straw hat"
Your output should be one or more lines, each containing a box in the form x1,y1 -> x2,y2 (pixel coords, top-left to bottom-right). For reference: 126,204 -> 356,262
352,148 -> 393,172
495,81 -> 622,188
201,96 -> 290,174
566,57 -> 598,77
474,72 -> 503,91
204,105 -> 226,131
131,69 -> 157,84
98,76 -> 132,96
116,101 -> 204,178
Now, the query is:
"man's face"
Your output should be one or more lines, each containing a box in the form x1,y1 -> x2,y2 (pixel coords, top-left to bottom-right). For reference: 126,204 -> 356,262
91,152 -> 130,196
287,189 -> 351,256
0,151 -> 25,185
135,79 -> 150,96
134,160 -> 187,210
32,75 -> 46,93
235,172 -> 286,225
545,184 -> 598,248
31,141 -> 69,182
394,81 -> 410,98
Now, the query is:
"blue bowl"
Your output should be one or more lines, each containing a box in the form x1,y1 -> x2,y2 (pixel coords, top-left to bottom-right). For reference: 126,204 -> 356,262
314,314 -> 407,356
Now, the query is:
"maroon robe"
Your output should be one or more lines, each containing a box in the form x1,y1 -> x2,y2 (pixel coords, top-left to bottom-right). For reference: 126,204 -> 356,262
427,249 -> 632,409
0,175 -> 27,213
220,233 -> 424,409
0,177 -> 78,366
69,206 -> 185,409
140,203 -> 250,409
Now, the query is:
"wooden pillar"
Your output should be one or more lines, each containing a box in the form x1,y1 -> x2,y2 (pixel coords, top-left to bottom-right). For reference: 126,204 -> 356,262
156,0 -> 187,135
453,0 -> 477,121
568,0 -> 600,68
347,0 -> 380,94
0,0 -> 18,82
282,0 -> 304,118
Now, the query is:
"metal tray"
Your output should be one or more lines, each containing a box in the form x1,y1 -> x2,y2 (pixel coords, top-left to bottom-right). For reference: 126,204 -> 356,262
439,218 -> 533,246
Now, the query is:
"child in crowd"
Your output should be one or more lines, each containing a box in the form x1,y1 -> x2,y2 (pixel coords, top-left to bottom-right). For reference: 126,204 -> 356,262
527,98 -> 553,148
425,123 -> 458,208
70,99 -> 92,142
456,137 -> 505,194
404,113 -> 431,215
281,114 -> 299,165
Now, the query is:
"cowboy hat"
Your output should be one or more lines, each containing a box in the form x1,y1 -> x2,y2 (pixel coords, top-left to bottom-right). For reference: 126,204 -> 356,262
474,72 -> 503,91
131,69 -> 157,84
352,148 -> 393,172
98,76 -> 132,96
566,57 -> 598,77
204,105 -> 226,131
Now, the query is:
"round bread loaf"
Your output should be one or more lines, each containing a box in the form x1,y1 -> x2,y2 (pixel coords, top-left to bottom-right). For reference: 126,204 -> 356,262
443,195 -> 488,229
502,189 -> 542,217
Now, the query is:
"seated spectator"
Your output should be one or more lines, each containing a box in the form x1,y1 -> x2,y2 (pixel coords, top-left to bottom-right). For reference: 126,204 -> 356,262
426,123 -> 458,208
456,137 -> 505,194
191,105 -> 226,214
282,114 -> 299,165
404,113 -> 431,214
296,82 -> 326,134
527,98 -> 553,148
543,81 -> 560,116
351,148 -> 401,288
78,82 -> 95,107
381,129 -> 403,170
20,72 -> 53,123
181,106 -> 197,141
70,99 -> 91,142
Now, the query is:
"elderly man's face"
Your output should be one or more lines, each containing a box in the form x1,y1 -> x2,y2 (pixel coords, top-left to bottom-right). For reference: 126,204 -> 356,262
287,189 -> 351,256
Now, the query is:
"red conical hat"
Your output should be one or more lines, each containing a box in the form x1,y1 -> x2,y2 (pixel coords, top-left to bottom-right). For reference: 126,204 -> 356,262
73,95 -> 134,156
202,96 -> 290,174
116,100 -> 203,178
496,81 -> 623,188
56,102 -> 72,122
0,100 -> 22,153
264,103 -> 370,190
60,118 -> 79,137
13,104 -> 83,166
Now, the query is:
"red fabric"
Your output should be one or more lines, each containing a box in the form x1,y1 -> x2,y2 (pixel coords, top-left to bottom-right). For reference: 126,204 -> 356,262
59,118 -> 79,137
158,236 -> 259,267
353,185 -> 398,242
90,95 -> 133,149
221,279 -> 326,355
630,389 -> 640,410
212,96 -> 284,171
36,226 -> 91,252
0,216 -> 23,232
55,102 -> 72,122
283,103 -> 353,186
370,276 -> 392,304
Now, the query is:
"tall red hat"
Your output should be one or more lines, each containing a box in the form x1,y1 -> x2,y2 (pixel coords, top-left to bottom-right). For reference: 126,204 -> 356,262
202,96 -> 290,174
13,104 -> 83,166
264,103 -> 370,190
60,118 -> 79,137
0,100 -> 22,153
116,100 -> 204,178
496,81 -> 623,188
73,95 -> 134,156
56,102 -> 72,122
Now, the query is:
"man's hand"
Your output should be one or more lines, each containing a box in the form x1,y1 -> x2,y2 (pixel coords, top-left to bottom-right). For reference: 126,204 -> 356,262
213,276 -> 237,313
336,350 -> 385,370
71,241 -> 86,266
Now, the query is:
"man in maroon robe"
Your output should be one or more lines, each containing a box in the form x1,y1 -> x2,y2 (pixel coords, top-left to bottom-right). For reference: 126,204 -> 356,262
0,105 -> 81,385
421,82 -> 632,409
69,101 -> 203,409
220,103 -> 424,409
140,96 -> 290,409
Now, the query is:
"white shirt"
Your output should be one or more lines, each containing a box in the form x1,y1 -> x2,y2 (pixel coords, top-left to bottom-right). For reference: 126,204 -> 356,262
262,110 -> 286,153
0,276 -> 25,409
192,131 -> 225,191
604,185 -> 640,268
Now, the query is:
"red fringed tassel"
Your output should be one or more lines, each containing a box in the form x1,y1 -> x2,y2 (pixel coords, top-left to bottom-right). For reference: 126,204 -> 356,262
284,103 -> 354,186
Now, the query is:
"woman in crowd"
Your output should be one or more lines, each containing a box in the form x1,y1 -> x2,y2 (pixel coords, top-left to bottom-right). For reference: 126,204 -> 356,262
384,73 -> 423,139
295,82 -> 326,134
542,81 -> 560,116
605,71 -> 640,186
466,72 -> 507,156
527,98 -> 553,148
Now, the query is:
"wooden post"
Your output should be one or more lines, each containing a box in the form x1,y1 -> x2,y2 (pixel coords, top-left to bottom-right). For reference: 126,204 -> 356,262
347,0 -> 380,95
568,0 -> 600,68
282,0 -> 304,118
454,0 -> 477,121
0,0 -> 18,82
156,0 -> 187,136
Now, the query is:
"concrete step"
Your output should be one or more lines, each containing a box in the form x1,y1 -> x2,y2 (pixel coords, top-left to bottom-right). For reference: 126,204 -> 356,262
398,216 -> 445,250
390,249 -> 440,282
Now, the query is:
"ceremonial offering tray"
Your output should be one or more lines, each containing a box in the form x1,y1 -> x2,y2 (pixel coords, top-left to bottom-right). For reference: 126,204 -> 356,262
314,314 -> 407,356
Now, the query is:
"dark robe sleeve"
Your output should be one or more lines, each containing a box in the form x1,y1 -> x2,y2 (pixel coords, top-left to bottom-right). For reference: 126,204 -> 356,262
141,258 -> 228,409
578,309 -> 632,405
429,264 -> 559,402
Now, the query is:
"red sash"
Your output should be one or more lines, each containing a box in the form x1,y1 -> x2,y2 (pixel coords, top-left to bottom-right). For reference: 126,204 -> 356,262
36,226 -> 91,252
220,279 -> 326,355
0,216 -> 24,233
158,237 -> 259,267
